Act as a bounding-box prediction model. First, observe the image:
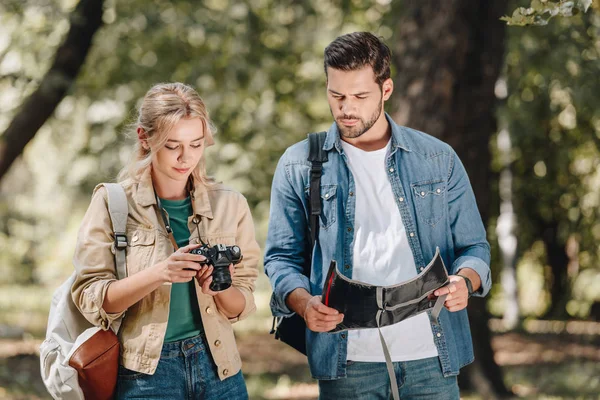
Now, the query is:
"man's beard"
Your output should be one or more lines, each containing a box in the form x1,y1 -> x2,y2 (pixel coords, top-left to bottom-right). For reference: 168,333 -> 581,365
334,100 -> 383,139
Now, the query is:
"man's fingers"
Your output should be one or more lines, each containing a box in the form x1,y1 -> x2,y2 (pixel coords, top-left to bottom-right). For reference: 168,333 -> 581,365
309,322 -> 340,332
445,299 -> 463,308
434,282 -> 459,297
314,302 -> 340,315
446,304 -> 467,312
310,312 -> 344,323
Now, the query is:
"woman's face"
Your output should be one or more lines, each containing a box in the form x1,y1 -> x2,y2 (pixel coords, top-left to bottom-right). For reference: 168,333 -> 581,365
150,117 -> 206,188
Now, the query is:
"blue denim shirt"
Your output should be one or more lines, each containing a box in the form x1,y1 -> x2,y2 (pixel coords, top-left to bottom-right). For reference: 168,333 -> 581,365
264,114 -> 491,379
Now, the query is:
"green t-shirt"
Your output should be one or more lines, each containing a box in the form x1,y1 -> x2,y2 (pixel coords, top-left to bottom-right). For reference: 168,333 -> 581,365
161,196 -> 204,343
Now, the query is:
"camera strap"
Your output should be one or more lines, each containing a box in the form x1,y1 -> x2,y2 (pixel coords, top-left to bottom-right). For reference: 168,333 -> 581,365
155,193 -> 180,251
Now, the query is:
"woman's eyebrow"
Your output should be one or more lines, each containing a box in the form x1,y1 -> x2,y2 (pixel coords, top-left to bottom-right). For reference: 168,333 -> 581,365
166,136 -> 204,143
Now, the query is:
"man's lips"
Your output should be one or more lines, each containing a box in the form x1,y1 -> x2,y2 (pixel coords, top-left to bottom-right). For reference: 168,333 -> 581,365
339,118 -> 359,126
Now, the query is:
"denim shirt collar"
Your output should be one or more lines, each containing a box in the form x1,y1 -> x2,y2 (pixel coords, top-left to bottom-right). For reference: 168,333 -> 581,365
323,113 -> 412,153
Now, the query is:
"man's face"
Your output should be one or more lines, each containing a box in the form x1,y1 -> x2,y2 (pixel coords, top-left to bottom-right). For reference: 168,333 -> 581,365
150,117 -> 206,186
326,66 -> 391,139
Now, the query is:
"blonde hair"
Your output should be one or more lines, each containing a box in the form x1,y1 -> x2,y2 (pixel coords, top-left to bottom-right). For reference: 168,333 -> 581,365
118,82 -> 216,185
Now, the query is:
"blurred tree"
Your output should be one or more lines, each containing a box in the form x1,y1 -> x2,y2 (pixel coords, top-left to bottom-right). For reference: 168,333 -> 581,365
0,0 -> 104,182
389,0 -> 512,398
502,9 -> 600,319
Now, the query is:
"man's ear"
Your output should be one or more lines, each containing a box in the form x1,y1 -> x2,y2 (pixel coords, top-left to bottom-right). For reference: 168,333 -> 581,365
137,127 -> 150,150
382,78 -> 394,101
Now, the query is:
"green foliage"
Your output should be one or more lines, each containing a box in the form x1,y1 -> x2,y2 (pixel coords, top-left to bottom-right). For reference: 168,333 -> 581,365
502,0 -> 595,26
0,0 -> 393,287
499,10 -> 600,317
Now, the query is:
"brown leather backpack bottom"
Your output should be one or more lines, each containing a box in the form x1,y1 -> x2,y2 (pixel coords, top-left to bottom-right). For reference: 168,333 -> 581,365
69,329 -> 120,400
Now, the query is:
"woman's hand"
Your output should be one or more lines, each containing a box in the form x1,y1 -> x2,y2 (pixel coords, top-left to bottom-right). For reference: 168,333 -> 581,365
155,243 -> 206,283
195,264 -> 235,296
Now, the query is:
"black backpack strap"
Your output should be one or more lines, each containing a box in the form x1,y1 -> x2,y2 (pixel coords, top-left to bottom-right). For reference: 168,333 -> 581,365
307,131 -> 328,254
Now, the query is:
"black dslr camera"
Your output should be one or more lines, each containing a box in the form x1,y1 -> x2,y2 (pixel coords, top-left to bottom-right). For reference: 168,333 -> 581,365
190,244 -> 243,291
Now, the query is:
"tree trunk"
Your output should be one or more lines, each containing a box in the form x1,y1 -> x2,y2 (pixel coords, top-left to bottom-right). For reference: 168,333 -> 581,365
390,0 -> 512,397
0,0 -> 104,182
540,221 -> 570,319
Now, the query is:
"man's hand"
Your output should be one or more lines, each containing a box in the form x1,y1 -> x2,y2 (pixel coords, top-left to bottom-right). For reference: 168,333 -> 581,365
433,275 -> 469,312
304,295 -> 344,332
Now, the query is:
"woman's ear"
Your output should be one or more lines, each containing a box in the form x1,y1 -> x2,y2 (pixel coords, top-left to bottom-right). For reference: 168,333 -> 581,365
137,127 -> 150,150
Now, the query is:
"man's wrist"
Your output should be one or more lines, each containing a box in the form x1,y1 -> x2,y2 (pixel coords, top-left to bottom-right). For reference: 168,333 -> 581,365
456,273 -> 474,297
286,287 -> 312,318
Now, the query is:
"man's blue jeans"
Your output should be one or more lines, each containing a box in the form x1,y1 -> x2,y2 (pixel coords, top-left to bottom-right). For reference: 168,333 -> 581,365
318,357 -> 459,400
116,333 -> 248,400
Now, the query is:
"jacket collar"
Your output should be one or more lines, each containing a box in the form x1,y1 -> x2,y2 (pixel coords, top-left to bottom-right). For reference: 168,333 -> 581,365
323,113 -> 412,153
134,167 -> 214,219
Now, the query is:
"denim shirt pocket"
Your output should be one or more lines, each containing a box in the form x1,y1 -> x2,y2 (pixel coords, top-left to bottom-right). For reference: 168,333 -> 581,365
305,184 -> 338,230
411,179 -> 446,227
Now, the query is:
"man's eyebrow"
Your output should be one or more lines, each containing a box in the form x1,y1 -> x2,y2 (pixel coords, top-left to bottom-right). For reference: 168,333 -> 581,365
166,136 -> 204,142
328,89 -> 371,96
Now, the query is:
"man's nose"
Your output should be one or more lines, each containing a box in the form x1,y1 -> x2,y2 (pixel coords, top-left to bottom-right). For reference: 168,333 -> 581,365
340,100 -> 354,114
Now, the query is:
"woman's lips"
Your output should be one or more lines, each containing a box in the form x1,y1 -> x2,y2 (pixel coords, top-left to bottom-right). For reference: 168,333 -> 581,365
174,167 -> 190,174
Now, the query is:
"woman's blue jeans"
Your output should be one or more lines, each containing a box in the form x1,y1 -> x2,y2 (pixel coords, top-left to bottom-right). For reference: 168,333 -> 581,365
116,333 -> 248,400
318,356 -> 459,400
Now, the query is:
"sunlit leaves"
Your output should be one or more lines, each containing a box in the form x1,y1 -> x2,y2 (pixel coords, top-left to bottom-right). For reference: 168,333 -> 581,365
502,0 -> 595,26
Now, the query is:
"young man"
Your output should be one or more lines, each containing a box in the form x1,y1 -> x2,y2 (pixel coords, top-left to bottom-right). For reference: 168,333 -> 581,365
264,32 -> 491,399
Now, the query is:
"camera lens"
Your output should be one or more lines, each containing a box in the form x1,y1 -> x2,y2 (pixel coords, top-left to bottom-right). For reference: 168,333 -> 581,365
209,265 -> 232,292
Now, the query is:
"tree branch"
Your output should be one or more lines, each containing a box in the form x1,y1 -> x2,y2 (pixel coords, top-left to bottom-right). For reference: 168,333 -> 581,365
0,0 -> 104,182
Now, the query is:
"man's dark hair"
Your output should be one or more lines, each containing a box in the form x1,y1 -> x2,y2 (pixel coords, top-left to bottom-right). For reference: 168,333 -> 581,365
324,32 -> 391,86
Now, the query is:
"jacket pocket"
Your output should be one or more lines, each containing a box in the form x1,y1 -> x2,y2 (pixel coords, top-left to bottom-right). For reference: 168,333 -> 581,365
411,179 -> 446,227
125,228 -> 155,274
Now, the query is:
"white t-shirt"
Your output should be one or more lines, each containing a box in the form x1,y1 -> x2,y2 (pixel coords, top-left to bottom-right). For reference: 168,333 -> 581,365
340,139 -> 438,362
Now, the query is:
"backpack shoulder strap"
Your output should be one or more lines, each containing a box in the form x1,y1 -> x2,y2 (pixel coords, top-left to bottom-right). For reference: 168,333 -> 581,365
104,183 -> 128,281
307,131 -> 328,253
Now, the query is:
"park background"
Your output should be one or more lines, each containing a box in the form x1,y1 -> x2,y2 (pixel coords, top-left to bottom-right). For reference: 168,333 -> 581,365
0,0 -> 599,399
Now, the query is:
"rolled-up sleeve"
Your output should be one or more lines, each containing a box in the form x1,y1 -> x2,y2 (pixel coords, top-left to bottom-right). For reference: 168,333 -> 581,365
71,185 -> 125,330
447,152 -> 492,297
264,153 -> 311,317
228,194 -> 260,323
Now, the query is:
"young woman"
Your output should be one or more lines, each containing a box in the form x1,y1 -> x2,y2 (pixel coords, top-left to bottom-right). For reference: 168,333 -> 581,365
71,82 -> 259,399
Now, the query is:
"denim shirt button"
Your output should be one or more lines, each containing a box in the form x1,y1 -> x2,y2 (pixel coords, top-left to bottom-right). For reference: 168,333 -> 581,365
409,232 -> 415,237
349,191 -> 354,196
344,264 -> 350,270
341,333 -> 346,339
389,168 -> 394,173
399,197 -> 404,202
347,227 -> 352,232
419,266 -> 424,272
436,333 -> 442,338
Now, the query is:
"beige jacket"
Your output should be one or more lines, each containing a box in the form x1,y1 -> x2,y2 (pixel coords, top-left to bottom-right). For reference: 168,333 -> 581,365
71,169 -> 260,379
